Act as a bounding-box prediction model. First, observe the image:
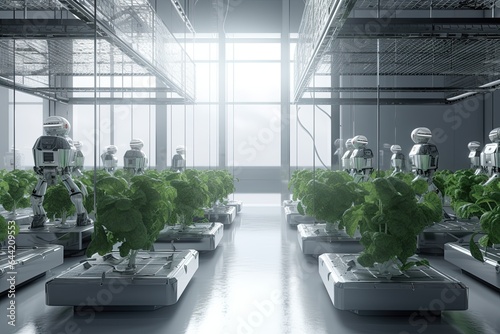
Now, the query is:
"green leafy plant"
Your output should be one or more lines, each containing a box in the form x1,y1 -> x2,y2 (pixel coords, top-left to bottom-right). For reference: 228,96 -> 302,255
452,179 -> 500,262
441,169 -> 488,216
0,169 -> 37,215
44,183 -> 76,224
200,169 -> 235,208
167,169 -> 210,227
86,171 -> 177,269
296,170 -> 365,229
343,176 -> 443,272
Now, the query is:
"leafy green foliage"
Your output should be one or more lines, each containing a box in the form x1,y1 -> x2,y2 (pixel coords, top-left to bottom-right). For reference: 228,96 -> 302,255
343,176 -> 442,270
44,183 -> 75,221
0,169 -> 37,213
443,169 -> 488,216
296,170 -> 364,227
166,169 -> 210,226
86,171 -> 177,263
199,170 -> 235,207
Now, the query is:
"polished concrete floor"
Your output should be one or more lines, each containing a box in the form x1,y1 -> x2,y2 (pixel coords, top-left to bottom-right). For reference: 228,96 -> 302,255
1,204 -> 500,334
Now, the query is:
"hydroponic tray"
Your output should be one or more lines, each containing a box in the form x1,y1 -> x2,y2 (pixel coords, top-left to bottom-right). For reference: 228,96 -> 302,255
15,221 -> 93,253
154,223 -> 223,252
297,224 -> 363,255
45,250 -> 199,310
418,219 -> 480,254
0,207 -> 33,225
319,253 -> 468,314
284,205 -> 316,227
444,242 -> 500,290
204,206 -> 236,225
0,245 -> 64,294
226,200 -> 243,213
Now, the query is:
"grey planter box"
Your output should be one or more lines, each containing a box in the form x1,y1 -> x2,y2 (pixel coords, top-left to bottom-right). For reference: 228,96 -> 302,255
154,223 -> 224,252
45,250 -> 199,310
319,253 -> 469,315
0,245 -> 64,294
297,223 -> 363,255
444,241 -> 500,290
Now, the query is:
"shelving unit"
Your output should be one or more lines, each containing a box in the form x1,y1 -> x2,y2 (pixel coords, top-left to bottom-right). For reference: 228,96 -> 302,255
0,0 -> 195,103
294,0 -> 500,105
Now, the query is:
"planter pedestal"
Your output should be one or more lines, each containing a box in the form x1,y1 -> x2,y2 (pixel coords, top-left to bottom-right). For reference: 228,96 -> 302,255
204,206 -> 236,225
418,219 -> 480,254
226,200 -> 242,213
319,253 -> 469,315
297,223 -> 363,255
16,221 -> 93,255
154,223 -> 223,252
284,206 -> 316,227
0,245 -> 64,294
444,242 -> 500,290
45,250 -> 199,310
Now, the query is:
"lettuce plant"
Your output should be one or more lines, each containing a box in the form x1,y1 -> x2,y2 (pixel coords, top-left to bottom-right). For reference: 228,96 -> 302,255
0,169 -> 37,215
343,176 -> 442,272
86,171 -> 176,270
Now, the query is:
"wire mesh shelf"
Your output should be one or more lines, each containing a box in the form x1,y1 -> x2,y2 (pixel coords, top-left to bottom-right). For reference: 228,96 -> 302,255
0,0 -> 195,101
294,0 -> 500,102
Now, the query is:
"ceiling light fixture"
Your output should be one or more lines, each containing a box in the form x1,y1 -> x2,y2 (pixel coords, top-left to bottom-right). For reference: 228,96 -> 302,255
446,91 -> 477,101
479,79 -> 500,88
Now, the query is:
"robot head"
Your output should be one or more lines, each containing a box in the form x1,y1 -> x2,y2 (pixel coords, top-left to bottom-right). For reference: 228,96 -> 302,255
411,127 -> 432,144
345,138 -> 354,150
43,116 -> 71,136
390,145 -> 402,154
106,145 -> 118,154
176,145 -> 185,154
467,141 -> 481,152
352,135 -> 368,149
74,141 -> 82,150
488,128 -> 500,143
130,139 -> 144,150
333,138 -> 341,148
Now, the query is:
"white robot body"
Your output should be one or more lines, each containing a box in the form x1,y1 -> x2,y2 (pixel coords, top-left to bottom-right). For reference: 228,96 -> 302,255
483,128 -> 500,185
341,138 -> 354,172
409,128 -> 438,177
171,145 -> 186,172
390,145 -> 405,175
467,141 -> 485,175
101,145 -> 118,173
350,135 -> 373,182
30,116 -> 92,228
124,139 -> 147,175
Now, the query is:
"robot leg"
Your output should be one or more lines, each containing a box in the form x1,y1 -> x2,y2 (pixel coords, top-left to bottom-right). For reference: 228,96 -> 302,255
61,174 -> 92,226
30,177 -> 48,228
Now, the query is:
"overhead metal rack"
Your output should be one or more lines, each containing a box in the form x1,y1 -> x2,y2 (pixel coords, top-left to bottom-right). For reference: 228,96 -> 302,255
0,0 -> 195,103
294,0 -> 500,104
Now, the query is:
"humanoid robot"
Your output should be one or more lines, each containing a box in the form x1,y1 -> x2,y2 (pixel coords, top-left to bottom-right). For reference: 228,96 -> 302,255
350,135 -> 374,183
341,138 -> 354,174
123,139 -> 147,175
467,141 -> 485,175
482,128 -> 500,185
30,116 -> 92,228
408,127 -> 439,191
101,145 -> 118,173
171,145 -> 186,172
72,141 -> 84,177
390,144 -> 406,176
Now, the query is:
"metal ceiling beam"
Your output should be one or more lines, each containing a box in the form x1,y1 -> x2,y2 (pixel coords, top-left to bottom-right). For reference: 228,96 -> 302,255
304,86 -> 495,93
296,98 -> 447,105
0,19 -> 95,38
21,87 -> 175,93
339,18 -> 500,39
69,97 -> 191,105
